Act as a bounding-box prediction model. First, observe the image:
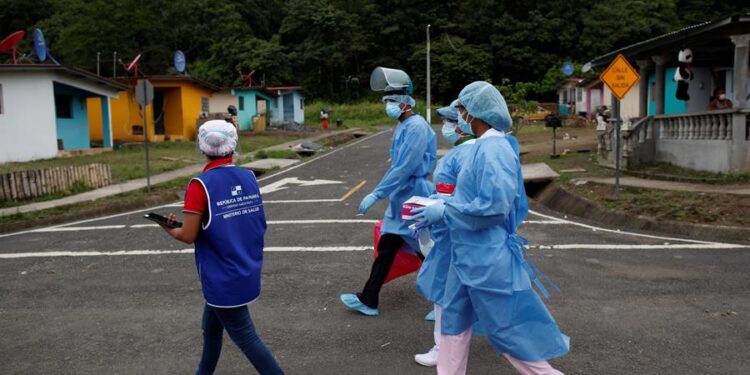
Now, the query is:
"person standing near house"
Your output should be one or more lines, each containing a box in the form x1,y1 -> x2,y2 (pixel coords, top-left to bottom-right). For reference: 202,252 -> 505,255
320,108 -> 330,129
708,88 -> 733,110
413,82 -> 569,375
340,67 -> 437,316
158,120 -> 284,375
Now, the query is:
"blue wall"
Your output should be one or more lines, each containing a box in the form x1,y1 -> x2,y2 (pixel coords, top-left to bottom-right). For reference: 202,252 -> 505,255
100,97 -> 111,147
53,82 -> 91,150
647,69 -> 688,116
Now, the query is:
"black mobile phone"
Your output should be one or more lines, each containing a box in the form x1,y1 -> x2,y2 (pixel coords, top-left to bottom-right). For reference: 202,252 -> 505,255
143,212 -> 182,228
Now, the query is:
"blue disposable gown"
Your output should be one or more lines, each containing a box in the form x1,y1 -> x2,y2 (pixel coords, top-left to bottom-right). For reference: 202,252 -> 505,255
373,114 -> 436,251
416,139 -> 475,305
440,133 -> 570,361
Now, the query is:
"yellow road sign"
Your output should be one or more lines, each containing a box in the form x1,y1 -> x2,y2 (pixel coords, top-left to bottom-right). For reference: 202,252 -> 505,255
600,54 -> 640,101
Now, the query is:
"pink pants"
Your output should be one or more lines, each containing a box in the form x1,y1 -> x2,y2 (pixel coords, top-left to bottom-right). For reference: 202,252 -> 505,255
436,328 -> 563,375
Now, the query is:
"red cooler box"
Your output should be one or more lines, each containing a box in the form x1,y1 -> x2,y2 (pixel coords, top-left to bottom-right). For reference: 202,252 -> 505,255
373,220 -> 422,284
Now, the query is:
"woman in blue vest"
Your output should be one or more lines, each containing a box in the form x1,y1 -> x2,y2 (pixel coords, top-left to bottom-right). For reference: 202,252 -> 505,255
160,120 -> 284,375
414,83 -> 568,374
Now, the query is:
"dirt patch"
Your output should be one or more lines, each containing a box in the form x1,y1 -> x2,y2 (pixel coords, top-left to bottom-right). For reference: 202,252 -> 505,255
517,125 -> 598,159
566,182 -> 750,228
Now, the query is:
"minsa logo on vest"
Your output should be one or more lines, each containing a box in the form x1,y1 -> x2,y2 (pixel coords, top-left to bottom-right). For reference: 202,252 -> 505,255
231,185 -> 243,196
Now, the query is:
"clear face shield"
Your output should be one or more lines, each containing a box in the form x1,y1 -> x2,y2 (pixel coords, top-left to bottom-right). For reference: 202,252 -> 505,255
370,67 -> 413,95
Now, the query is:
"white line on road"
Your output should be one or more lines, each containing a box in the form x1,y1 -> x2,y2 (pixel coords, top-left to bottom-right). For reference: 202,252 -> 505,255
530,243 -> 749,250
25,219 -> 558,232
527,209 -> 724,245
30,225 -> 127,232
2,242 -> 747,259
0,246 -> 372,259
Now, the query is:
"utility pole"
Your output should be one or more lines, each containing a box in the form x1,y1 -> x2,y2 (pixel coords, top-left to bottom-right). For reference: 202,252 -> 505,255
112,51 -> 117,79
426,24 -> 431,124
96,52 -> 100,76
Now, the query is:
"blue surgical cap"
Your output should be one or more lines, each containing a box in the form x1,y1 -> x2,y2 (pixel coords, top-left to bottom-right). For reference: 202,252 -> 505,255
382,94 -> 416,108
458,81 -> 512,131
436,99 -> 459,121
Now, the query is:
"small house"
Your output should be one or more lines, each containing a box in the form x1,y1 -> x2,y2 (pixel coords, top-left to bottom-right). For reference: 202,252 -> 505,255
266,86 -> 305,126
0,64 -> 126,163
107,75 -> 221,142
231,87 -> 274,131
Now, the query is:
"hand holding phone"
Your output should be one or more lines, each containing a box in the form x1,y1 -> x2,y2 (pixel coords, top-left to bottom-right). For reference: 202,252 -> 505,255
144,212 -> 182,228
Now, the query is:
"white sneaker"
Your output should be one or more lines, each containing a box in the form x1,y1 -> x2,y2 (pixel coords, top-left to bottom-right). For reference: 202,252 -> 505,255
414,346 -> 438,367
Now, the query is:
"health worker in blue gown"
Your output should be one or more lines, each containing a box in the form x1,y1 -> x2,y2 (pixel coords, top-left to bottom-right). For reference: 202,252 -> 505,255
413,100 -> 476,367
413,82 -> 569,375
340,68 -> 437,317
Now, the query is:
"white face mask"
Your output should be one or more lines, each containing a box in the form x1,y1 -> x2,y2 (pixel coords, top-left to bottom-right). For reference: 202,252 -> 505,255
719,94 -> 726,100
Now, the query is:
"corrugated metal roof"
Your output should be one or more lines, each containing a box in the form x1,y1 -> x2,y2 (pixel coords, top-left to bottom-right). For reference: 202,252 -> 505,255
0,64 -> 128,90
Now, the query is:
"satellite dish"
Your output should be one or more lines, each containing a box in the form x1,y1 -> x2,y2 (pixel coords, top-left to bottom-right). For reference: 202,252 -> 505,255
562,62 -> 575,77
174,50 -> 186,73
582,62 -> 592,73
0,30 -> 25,64
126,53 -> 142,77
32,29 -> 47,62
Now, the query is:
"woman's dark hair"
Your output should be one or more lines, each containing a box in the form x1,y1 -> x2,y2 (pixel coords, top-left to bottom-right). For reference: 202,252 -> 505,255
207,152 -> 233,160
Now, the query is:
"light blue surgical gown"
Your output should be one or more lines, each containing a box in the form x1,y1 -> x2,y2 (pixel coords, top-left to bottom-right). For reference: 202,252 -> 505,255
440,133 -> 570,361
416,139 -> 475,305
373,114 -> 436,251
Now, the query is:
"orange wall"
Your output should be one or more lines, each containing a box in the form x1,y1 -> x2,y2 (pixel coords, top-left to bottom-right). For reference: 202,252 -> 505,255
109,81 -> 214,142
87,97 -> 103,141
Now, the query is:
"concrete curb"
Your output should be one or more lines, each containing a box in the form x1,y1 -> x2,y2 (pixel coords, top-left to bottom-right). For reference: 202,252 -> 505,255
533,183 -> 750,243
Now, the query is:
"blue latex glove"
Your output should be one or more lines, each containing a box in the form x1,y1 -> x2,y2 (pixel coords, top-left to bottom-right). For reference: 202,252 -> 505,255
412,200 -> 446,229
358,193 -> 379,215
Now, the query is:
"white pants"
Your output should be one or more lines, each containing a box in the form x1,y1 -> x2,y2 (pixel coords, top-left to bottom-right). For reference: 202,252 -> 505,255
436,328 -> 563,375
432,304 -> 442,348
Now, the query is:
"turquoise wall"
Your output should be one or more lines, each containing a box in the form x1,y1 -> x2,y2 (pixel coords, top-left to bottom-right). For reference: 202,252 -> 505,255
54,82 -> 91,150
231,89 -> 273,131
100,97 -> 111,147
664,67 -> 687,115
647,69 -> 687,116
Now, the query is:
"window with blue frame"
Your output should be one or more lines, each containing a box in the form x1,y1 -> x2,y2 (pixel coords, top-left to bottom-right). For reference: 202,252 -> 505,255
55,94 -> 73,118
239,96 -> 245,111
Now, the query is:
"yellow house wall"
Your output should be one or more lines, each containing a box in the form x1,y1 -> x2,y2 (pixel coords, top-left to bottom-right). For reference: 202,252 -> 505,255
110,89 -> 157,142
87,97 -> 103,141
178,84 -> 214,141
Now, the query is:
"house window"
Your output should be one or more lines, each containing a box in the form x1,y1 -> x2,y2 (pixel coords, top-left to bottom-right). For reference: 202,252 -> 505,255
300,97 -> 304,110
0,84 -> 3,114
239,96 -> 245,111
576,87 -> 583,101
55,94 -> 73,118
201,97 -> 209,113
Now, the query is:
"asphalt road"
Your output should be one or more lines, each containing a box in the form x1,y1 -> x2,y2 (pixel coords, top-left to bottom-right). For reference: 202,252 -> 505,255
1,129 -> 749,375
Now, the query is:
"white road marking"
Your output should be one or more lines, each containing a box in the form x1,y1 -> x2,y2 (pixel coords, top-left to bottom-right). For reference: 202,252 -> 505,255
25,220 -> 381,233
0,246 -> 371,259
30,225 -> 127,232
2,242 -> 747,259
265,199 -> 342,203
523,220 -> 566,225
527,209 -> 724,245
530,243 -> 749,250
260,177 -> 343,195
0,130 -> 391,240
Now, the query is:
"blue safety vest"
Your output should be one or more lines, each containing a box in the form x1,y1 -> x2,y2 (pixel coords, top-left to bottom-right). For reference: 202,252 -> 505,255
193,165 -> 266,307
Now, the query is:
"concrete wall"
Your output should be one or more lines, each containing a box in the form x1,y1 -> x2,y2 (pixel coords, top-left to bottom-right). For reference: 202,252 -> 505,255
0,71 -> 58,162
655,139 -> 733,172
209,91 -> 236,114
686,67 -> 713,113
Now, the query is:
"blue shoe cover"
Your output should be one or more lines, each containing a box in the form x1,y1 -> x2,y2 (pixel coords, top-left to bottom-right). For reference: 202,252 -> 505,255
424,309 -> 436,321
340,293 -> 379,316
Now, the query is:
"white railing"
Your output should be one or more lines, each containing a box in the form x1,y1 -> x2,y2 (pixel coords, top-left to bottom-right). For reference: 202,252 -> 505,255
652,109 -> 736,141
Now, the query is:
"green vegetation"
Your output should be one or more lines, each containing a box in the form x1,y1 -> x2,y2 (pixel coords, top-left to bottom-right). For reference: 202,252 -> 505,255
9,1 -> 747,103
304,99 -> 438,132
629,162 -> 750,184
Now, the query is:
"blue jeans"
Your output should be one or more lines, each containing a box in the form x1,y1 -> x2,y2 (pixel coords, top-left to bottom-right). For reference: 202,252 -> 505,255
196,303 -> 284,375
